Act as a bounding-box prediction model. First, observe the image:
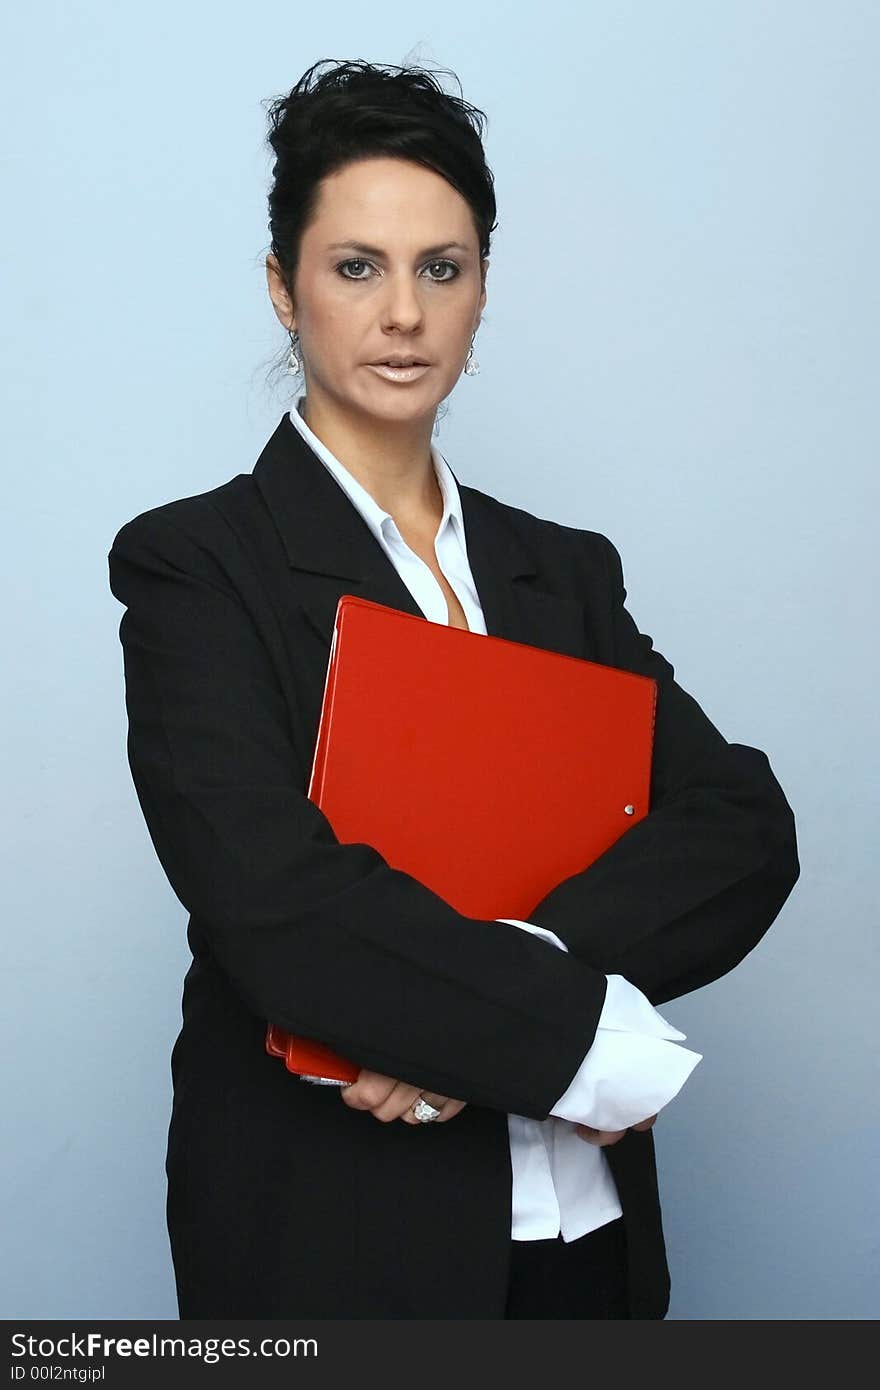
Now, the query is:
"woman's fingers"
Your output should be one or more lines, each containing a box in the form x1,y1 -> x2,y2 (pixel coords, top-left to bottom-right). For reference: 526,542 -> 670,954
343,1074 -> 420,1120
574,1114 -> 659,1145
401,1096 -> 467,1124
340,1070 -> 465,1124
433,1099 -> 466,1123
574,1125 -> 629,1146
373,1081 -> 441,1123
339,1070 -> 397,1112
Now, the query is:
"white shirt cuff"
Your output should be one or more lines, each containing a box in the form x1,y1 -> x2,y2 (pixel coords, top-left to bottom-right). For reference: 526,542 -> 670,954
496,918 -> 702,1130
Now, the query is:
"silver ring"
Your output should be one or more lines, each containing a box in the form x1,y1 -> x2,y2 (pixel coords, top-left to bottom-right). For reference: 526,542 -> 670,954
412,1096 -> 442,1123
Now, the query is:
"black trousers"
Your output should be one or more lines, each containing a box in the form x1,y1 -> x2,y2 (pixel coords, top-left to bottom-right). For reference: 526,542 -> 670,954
504,1217 -> 630,1319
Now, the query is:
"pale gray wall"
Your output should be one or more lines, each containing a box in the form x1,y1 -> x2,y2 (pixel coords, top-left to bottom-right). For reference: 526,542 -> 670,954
2,0 -> 876,1320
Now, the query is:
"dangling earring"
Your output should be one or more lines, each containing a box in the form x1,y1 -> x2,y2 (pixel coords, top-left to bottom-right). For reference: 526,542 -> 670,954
287,328 -> 302,375
464,333 -> 480,376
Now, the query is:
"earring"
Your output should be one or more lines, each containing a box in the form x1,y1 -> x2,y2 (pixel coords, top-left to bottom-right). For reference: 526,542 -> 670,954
287,328 -> 302,375
464,334 -> 480,376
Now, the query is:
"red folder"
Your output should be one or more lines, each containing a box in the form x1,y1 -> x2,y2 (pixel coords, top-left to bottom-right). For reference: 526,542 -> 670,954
266,595 -> 657,1084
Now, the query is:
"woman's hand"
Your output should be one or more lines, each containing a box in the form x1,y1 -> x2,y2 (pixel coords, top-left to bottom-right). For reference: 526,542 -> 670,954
340,1069 -> 467,1125
574,1114 -> 658,1146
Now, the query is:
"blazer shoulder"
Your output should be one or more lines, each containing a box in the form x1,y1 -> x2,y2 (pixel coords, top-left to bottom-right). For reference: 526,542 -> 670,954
463,482 -> 622,594
108,472 -> 254,563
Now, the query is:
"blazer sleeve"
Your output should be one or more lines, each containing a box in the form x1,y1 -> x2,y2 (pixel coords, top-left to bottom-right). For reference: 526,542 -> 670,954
107,508 -> 610,1120
527,534 -> 801,1006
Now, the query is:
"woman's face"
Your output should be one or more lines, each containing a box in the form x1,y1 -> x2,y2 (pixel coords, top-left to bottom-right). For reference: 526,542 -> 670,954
266,156 -> 488,426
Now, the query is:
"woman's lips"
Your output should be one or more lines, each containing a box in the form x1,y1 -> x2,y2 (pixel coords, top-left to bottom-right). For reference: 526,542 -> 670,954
367,363 -> 432,383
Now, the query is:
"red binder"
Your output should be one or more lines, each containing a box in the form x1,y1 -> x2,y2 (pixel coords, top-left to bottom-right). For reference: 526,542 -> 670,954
266,595 -> 657,1084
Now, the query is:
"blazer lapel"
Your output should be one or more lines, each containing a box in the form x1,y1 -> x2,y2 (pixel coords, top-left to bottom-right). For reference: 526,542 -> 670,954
252,411 -> 591,662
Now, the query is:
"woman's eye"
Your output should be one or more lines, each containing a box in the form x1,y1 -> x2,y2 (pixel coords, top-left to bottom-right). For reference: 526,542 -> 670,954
336,259 -> 460,282
424,260 -> 460,282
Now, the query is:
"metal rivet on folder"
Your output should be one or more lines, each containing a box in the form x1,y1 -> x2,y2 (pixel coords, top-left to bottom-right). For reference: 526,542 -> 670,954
624,804 -> 635,815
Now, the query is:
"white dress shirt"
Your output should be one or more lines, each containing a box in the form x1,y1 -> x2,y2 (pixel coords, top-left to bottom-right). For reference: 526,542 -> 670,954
287,392 -> 702,1242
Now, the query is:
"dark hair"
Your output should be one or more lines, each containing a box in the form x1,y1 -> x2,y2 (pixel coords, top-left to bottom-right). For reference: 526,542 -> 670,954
263,58 -> 498,304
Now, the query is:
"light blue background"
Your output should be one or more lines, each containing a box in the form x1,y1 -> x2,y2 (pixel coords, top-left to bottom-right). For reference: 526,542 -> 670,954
2,0 -> 876,1320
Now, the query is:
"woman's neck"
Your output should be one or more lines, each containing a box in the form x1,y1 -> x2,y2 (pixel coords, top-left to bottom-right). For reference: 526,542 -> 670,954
298,390 -> 443,530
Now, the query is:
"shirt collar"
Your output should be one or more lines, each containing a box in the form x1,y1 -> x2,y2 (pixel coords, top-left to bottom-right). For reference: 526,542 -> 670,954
287,391 -> 464,549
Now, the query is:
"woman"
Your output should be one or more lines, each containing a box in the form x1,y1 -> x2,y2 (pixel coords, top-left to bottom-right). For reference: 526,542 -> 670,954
108,60 -> 800,1319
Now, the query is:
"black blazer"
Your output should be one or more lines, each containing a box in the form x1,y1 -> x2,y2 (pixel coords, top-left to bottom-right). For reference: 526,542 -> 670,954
108,411 -> 800,1319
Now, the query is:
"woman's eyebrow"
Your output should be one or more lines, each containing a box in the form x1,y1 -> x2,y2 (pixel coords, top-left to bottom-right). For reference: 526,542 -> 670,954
326,240 -> 470,258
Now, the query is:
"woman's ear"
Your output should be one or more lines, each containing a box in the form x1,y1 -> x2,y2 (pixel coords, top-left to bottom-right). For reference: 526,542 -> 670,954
266,253 -> 295,331
477,257 -> 489,322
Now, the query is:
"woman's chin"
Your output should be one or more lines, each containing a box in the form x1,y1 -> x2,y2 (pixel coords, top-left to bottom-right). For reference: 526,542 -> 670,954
355,375 -> 445,418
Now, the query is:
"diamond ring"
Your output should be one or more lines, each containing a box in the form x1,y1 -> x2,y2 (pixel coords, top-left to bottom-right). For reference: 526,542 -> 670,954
412,1096 -> 442,1123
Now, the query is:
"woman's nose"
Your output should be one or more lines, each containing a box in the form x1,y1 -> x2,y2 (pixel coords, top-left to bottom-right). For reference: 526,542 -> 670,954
381,273 -> 424,330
